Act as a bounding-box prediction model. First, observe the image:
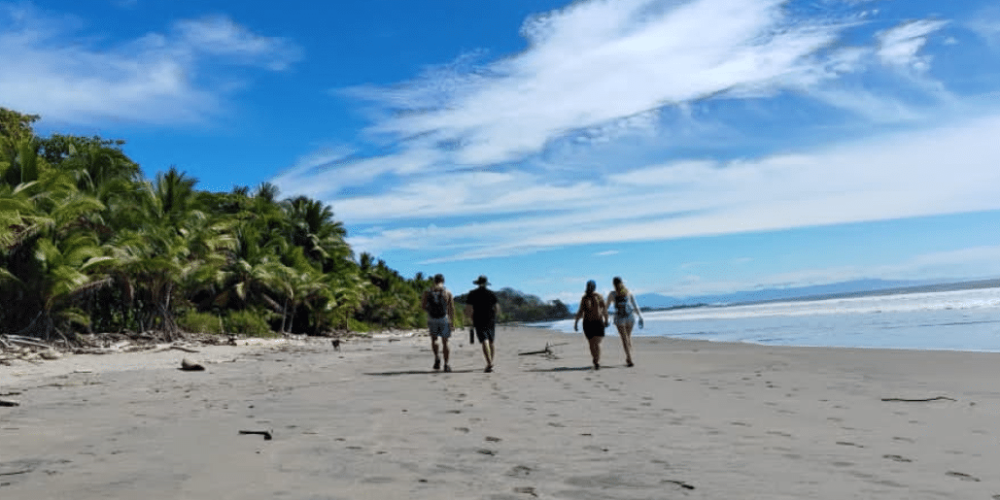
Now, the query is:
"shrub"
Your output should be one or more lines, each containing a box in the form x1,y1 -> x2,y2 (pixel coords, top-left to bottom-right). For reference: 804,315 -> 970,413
225,310 -> 276,337
346,317 -> 372,333
177,311 -> 224,334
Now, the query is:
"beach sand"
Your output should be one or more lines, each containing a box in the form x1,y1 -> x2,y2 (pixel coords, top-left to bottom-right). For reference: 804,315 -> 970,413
2,326 -> 999,499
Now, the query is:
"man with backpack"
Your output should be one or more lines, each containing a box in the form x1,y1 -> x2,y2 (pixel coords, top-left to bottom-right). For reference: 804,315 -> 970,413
421,274 -> 456,372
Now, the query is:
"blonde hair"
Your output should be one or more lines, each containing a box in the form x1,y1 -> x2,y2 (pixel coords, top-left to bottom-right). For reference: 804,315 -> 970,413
613,276 -> 628,296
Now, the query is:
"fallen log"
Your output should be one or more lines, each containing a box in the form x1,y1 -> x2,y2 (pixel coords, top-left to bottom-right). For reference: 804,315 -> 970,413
881,396 -> 957,402
238,430 -> 273,440
0,399 -> 20,407
180,358 -> 205,371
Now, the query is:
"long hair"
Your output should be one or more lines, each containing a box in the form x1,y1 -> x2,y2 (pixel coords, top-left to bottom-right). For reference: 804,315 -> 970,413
613,276 -> 628,296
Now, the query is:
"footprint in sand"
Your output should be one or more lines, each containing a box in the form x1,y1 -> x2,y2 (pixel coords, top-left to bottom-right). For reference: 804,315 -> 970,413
512,486 -> 538,497
945,471 -> 979,482
506,465 -> 532,477
454,427 -> 470,433
883,454 -> 912,463
835,441 -> 864,448
485,436 -> 501,442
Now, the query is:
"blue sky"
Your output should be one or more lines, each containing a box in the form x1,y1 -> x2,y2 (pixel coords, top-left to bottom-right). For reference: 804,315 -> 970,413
4,0 -> 1000,303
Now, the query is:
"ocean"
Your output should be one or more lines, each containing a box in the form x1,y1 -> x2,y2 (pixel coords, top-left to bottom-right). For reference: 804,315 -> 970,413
539,286 -> 1000,352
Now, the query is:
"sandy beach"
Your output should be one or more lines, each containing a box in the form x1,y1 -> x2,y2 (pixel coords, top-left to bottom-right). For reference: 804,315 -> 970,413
2,326 -> 999,499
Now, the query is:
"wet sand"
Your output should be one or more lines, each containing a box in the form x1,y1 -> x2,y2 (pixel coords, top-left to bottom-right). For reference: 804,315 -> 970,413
2,326 -> 999,499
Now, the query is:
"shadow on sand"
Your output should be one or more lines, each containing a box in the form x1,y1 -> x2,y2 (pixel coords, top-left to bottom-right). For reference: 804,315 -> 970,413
363,368 -> 481,376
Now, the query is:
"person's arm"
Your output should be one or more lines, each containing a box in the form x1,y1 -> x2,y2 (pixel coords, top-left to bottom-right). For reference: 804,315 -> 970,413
574,298 -> 584,330
464,303 -> 474,321
600,296 -> 609,326
630,293 -> 643,328
447,292 -> 456,327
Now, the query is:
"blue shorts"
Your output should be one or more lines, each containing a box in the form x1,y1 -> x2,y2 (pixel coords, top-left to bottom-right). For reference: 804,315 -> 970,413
428,317 -> 450,338
614,314 -> 635,327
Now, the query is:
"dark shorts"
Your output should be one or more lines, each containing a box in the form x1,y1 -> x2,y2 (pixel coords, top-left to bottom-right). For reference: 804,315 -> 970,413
474,324 -> 495,343
582,319 -> 605,340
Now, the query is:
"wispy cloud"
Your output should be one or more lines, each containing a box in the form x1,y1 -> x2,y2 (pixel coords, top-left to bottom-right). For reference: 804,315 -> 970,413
664,244 -> 1000,297
272,0 -> 995,267
346,112 -> 1000,261
876,19 -> 948,72
0,3 -> 301,124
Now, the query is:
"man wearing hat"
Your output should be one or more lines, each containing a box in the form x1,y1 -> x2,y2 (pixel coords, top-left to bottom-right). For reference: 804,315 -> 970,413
465,275 -> 500,373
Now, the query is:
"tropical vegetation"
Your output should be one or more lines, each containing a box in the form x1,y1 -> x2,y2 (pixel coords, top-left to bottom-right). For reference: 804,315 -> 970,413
0,107 -> 460,342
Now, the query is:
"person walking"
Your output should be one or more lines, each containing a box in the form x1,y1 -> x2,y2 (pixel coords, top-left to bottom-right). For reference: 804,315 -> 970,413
465,275 -> 500,372
574,280 -> 608,370
607,276 -> 644,367
421,274 -> 456,372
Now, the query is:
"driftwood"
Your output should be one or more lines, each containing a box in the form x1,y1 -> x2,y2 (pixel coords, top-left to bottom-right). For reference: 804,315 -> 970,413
0,399 -> 20,407
2,335 -> 52,350
168,345 -> 200,354
180,358 -> 205,371
881,396 -> 957,402
518,342 -> 568,356
238,430 -> 273,440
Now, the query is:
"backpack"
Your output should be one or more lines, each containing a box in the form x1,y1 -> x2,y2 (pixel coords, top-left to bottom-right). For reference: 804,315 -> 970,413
426,288 -> 447,319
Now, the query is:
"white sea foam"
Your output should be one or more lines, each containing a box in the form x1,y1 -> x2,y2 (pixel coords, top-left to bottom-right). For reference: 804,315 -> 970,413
541,287 -> 1000,352
645,287 -> 1000,321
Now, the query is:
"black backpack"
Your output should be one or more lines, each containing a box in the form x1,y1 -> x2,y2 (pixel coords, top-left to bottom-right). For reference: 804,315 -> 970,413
426,289 -> 447,319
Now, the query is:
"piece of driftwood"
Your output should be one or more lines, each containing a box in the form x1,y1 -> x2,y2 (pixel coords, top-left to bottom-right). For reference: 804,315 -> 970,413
239,430 -> 273,440
169,345 -> 200,354
4,336 -> 51,350
0,399 -> 21,407
519,341 -> 572,356
0,469 -> 31,476
180,358 -> 205,371
881,396 -> 957,402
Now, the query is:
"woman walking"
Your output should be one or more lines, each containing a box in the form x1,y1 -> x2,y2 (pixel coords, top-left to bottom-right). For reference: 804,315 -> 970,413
574,280 -> 608,370
607,276 -> 643,367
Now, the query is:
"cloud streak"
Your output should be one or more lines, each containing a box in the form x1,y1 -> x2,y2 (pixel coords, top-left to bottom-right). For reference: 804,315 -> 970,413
0,3 -> 301,125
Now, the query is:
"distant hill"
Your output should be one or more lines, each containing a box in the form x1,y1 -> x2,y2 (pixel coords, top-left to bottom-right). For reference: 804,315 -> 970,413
455,287 -> 571,322
634,277 -> 1000,311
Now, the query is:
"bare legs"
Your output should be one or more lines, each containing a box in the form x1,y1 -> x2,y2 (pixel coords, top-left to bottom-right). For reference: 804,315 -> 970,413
481,340 -> 494,372
588,336 -> 602,369
431,336 -> 450,370
615,322 -> 635,367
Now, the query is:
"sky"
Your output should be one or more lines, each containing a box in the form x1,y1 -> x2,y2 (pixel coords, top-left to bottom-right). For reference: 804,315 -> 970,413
4,0 -> 1000,304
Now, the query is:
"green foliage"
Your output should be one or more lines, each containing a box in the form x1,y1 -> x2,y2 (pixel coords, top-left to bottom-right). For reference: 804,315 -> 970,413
225,310 -> 275,337
177,310 -> 224,334
1,107 -> 532,340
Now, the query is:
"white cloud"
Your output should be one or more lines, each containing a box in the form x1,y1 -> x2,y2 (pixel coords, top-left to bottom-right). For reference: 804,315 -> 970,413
347,112 -> 1000,261
664,244 -> 1000,297
967,6 -> 1000,47
0,4 -> 301,125
342,0 -> 849,172
876,19 -> 948,72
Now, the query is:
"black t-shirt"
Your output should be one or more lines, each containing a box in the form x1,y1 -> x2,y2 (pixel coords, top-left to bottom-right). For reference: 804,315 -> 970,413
466,287 -> 498,327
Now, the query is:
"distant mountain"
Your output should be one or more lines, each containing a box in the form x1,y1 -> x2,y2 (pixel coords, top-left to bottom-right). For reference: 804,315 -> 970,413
635,277 -> 1000,310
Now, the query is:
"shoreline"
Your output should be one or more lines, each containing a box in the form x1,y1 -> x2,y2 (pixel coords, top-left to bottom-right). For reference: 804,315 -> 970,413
3,326 -> 999,499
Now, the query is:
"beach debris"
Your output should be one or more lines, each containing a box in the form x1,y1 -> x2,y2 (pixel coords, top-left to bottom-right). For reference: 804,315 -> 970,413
238,430 -> 273,440
0,399 -> 20,407
180,358 -> 206,371
39,350 -> 61,360
168,345 -> 200,354
880,396 -> 957,402
518,341 -> 570,358
662,479 -> 696,490
513,486 -> 538,497
331,339 -> 341,351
